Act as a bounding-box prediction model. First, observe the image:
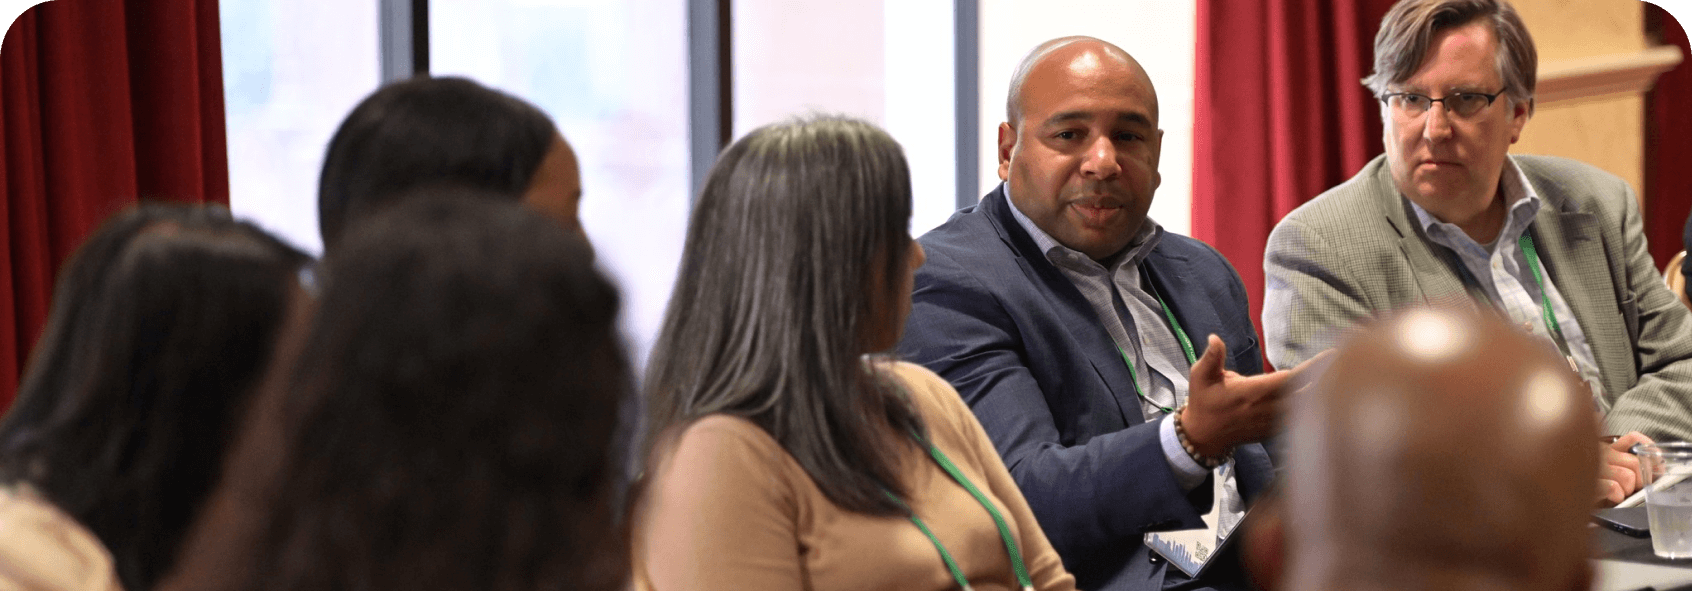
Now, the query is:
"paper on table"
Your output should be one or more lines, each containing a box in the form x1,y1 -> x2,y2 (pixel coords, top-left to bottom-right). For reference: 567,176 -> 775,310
1619,472 -> 1691,509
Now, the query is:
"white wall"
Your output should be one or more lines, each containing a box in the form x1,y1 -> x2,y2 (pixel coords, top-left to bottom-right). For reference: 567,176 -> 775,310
222,0 -> 381,255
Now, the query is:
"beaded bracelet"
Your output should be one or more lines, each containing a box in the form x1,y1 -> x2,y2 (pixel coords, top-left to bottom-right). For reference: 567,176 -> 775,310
1172,404 -> 1231,469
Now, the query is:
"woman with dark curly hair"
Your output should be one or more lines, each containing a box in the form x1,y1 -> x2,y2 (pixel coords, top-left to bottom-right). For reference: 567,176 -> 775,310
633,116 -> 1074,590
0,204 -> 310,591
163,192 -> 628,591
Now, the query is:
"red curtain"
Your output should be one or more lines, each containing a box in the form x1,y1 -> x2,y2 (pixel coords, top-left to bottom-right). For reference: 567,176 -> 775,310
1193,0 -> 1396,367
2,0 -> 229,411
1645,5 -> 1691,269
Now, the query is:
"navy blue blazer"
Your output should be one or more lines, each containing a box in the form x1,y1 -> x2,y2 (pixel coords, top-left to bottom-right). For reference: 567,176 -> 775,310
897,186 -> 1273,591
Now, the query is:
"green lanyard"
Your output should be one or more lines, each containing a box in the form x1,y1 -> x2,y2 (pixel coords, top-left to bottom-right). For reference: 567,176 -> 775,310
885,437 -> 1035,591
1515,233 -> 1577,361
1114,272 -> 1198,414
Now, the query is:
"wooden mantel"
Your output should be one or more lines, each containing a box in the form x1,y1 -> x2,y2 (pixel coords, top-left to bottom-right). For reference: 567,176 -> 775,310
1536,45 -> 1684,105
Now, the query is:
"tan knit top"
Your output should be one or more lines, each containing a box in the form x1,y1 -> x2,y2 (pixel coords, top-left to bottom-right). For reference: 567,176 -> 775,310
0,486 -> 122,591
634,361 -> 1076,591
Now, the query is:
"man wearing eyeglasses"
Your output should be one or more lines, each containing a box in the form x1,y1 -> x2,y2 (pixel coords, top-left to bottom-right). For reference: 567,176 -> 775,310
1263,0 -> 1692,486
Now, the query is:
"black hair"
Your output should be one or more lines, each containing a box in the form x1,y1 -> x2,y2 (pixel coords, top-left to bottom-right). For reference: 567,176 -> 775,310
642,115 -> 923,516
0,203 -> 310,591
209,193 -> 627,591
316,76 -> 560,250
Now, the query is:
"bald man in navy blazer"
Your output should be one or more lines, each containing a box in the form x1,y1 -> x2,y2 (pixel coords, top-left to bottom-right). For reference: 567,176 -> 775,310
898,37 -> 1306,591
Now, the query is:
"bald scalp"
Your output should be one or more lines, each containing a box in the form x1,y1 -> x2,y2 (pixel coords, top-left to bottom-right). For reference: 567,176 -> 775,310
1004,36 -> 1154,127
1283,308 -> 1598,591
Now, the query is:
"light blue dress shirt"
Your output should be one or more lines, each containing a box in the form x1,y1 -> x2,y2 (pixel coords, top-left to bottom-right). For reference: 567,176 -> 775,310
1406,156 -> 1607,409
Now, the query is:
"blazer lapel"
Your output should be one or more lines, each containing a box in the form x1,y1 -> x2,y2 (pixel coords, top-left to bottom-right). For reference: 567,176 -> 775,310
981,188 -> 1147,425
1526,181 -> 1630,402
1141,248 -> 1215,359
1373,159 -> 1486,309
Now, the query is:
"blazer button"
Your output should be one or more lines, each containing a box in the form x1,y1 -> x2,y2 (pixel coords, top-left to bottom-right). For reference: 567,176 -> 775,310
1148,553 -> 1163,564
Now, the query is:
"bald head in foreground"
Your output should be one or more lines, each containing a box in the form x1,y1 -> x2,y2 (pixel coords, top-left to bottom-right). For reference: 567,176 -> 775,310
1251,308 -> 1598,591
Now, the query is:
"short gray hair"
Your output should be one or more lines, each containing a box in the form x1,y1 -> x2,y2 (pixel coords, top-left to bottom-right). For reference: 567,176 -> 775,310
1362,0 -> 1537,107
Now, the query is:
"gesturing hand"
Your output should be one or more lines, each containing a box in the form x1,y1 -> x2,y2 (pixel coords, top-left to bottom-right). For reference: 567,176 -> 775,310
1180,335 -> 1326,457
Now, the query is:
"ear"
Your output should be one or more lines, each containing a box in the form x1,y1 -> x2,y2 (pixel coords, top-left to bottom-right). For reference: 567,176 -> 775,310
1508,97 -> 1532,144
1151,128 -> 1165,190
997,122 -> 1016,181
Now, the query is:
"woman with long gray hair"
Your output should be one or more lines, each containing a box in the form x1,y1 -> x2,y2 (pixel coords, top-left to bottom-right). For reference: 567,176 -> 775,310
633,115 -> 1074,590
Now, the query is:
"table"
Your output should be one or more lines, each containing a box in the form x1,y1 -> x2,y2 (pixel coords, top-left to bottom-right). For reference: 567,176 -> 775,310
1598,524 -> 1692,591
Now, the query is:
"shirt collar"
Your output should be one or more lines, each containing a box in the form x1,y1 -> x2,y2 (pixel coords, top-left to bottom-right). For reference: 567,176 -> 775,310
1002,182 -> 1163,274
1407,156 -> 1542,252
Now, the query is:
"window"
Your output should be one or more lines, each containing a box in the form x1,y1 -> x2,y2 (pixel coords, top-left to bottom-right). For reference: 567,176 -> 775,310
430,0 -> 690,371
732,0 -> 959,235
221,0 -> 383,254
220,0 -> 1197,371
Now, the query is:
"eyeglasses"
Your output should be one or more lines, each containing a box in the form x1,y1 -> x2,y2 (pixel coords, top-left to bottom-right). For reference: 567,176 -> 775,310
1379,89 -> 1505,118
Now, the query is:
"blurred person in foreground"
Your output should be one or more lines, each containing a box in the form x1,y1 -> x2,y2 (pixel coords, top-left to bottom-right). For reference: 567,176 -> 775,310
160,194 -> 628,591
0,204 -> 310,591
633,115 -> 1075,590
1261,0 -> 1683,489
1242,307 -> 1599,591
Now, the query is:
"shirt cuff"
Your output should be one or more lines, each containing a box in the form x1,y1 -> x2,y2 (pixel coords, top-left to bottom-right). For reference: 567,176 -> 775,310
1160,413 -> 1209,492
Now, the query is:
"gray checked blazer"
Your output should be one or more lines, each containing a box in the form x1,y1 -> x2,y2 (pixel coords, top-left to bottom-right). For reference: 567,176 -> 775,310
1263,154 -> 1692,441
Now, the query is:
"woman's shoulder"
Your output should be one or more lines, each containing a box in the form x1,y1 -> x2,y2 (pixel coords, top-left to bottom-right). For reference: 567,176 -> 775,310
882,359 -> 948,389
655,415 -> 800,483
883,359 -> 961,403
638,414 -> 811,531
673,414 -> 781,453
879,360 -> 975,430
0,486 -> 124,591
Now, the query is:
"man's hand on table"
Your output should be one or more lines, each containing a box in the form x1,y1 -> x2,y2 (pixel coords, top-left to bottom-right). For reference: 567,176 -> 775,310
1597,431 -> 1652,507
